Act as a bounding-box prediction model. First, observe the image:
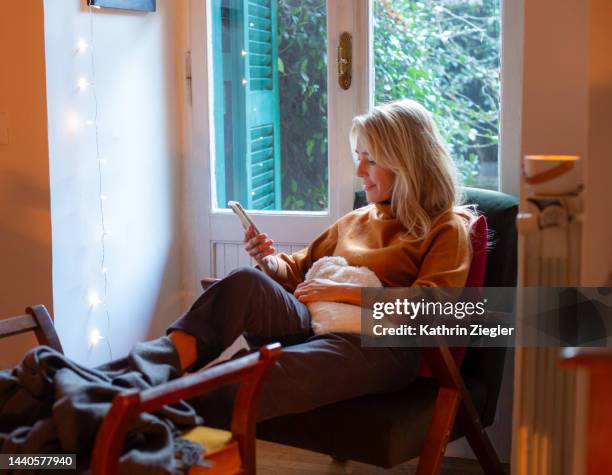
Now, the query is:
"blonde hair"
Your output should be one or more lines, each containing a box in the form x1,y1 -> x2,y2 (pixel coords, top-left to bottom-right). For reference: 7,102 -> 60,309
351,99 -> 473,240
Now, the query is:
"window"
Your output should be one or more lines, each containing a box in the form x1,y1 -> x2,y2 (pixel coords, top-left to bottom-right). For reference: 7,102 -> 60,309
373,0 -> 501,190
211,0 -> 328,211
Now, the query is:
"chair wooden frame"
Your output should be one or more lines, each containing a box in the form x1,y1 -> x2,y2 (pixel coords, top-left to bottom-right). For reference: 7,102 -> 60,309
418,343 -> 504,474
199,277 -> 506,475
0,305 -> 63,354
1,305 -> 282,475
92,343 -> 281,475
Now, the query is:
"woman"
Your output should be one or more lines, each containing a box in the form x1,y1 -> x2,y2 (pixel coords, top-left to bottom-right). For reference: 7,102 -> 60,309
168,99 -> 473,422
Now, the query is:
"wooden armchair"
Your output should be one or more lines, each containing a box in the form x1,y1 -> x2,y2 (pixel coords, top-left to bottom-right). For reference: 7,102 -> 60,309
0,305 -> 282,475
200,187 -> 517,474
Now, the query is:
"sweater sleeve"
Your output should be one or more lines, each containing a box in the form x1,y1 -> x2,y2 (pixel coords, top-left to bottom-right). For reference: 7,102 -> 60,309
412,215 -> 472,288
273,222 -> 340,291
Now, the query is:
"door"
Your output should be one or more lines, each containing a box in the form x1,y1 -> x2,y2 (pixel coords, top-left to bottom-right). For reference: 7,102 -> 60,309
192,0 -> 368,280
189,0 -> 504,282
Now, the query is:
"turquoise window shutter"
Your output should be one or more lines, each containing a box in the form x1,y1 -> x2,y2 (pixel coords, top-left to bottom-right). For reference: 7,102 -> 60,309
212,0 -> 281,210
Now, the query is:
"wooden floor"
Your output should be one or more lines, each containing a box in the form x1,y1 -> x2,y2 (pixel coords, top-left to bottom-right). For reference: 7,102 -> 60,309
256,440 -> 503,474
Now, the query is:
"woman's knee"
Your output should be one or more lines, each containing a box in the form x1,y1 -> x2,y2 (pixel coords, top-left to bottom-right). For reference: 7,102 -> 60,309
223,266 -> 268,290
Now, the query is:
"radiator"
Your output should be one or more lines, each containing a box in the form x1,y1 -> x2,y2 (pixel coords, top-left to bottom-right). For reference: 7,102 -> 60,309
211,241 -> 307,278
513,195 -> 584,475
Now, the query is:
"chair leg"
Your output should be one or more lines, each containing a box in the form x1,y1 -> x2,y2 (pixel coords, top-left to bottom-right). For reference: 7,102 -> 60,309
457,402 -> 506,475
239,425 -> 257,475
416,387 -> 461,475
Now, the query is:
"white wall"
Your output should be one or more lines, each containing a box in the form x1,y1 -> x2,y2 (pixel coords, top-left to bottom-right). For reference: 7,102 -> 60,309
520,1 -> 589,162
44,0 -> 188,365
0,2 -> 53,368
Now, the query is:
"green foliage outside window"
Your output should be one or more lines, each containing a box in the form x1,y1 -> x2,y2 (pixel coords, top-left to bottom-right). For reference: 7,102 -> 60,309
278,0 -> 328,211
277,0 -> 501,211
375,0 -> 501,189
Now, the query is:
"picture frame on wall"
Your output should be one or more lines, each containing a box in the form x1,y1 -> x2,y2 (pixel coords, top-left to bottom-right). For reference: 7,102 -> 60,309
88,0 -> 156,12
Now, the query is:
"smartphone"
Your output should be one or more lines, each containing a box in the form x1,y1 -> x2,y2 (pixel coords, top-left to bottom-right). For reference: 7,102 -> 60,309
228,201 -> 261,235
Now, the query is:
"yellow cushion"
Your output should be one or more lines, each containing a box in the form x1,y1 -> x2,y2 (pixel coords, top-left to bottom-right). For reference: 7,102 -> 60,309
182,426 -> 233,455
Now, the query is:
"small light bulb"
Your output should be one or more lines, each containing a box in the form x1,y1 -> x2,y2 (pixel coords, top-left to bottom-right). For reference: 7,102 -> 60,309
78,77 -> 90,91
241,78 -> 248,85
77,38 -> 89,53
241,50 -> 247,56
89,328 -> 104,347
101,266 -> 108,274
85,119 -> 94,126
100,194 -> 108,201
89,290 -> 102,308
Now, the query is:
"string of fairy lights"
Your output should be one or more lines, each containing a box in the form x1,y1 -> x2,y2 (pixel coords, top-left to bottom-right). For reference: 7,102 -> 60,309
73,5 -> 113,359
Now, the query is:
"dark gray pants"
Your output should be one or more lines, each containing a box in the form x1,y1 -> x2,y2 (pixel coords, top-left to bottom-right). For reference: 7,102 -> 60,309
167,267 -> 420,424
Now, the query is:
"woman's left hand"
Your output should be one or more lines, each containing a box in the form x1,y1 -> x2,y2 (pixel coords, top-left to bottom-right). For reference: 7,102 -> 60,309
294,278 -> 361,305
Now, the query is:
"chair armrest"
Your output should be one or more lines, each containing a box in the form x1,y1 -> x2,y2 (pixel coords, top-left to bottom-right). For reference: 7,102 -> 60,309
92,343 -> 282,475
201,277 -> 220,291
139,343 -> 280,411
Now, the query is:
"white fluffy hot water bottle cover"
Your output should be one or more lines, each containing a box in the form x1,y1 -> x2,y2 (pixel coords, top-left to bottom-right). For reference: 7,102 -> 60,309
304,256 -> 382,334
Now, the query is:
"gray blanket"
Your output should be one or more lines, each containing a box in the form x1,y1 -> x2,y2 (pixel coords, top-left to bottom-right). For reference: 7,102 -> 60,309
0,337 -> 206,474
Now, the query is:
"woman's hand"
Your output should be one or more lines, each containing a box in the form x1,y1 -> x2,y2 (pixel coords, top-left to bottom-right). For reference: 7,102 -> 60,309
244,226 -> 279,276
294,279 -> 361,305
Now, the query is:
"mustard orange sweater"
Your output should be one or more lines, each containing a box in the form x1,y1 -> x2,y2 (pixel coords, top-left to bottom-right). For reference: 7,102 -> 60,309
274,203 -> 471,291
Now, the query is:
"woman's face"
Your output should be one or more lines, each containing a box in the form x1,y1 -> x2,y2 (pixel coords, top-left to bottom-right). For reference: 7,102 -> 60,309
355,136 -> 396,203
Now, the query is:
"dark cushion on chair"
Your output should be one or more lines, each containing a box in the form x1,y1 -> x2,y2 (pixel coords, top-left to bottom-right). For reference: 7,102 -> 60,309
460,187 -> 518,426
258,375 -> 488,468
